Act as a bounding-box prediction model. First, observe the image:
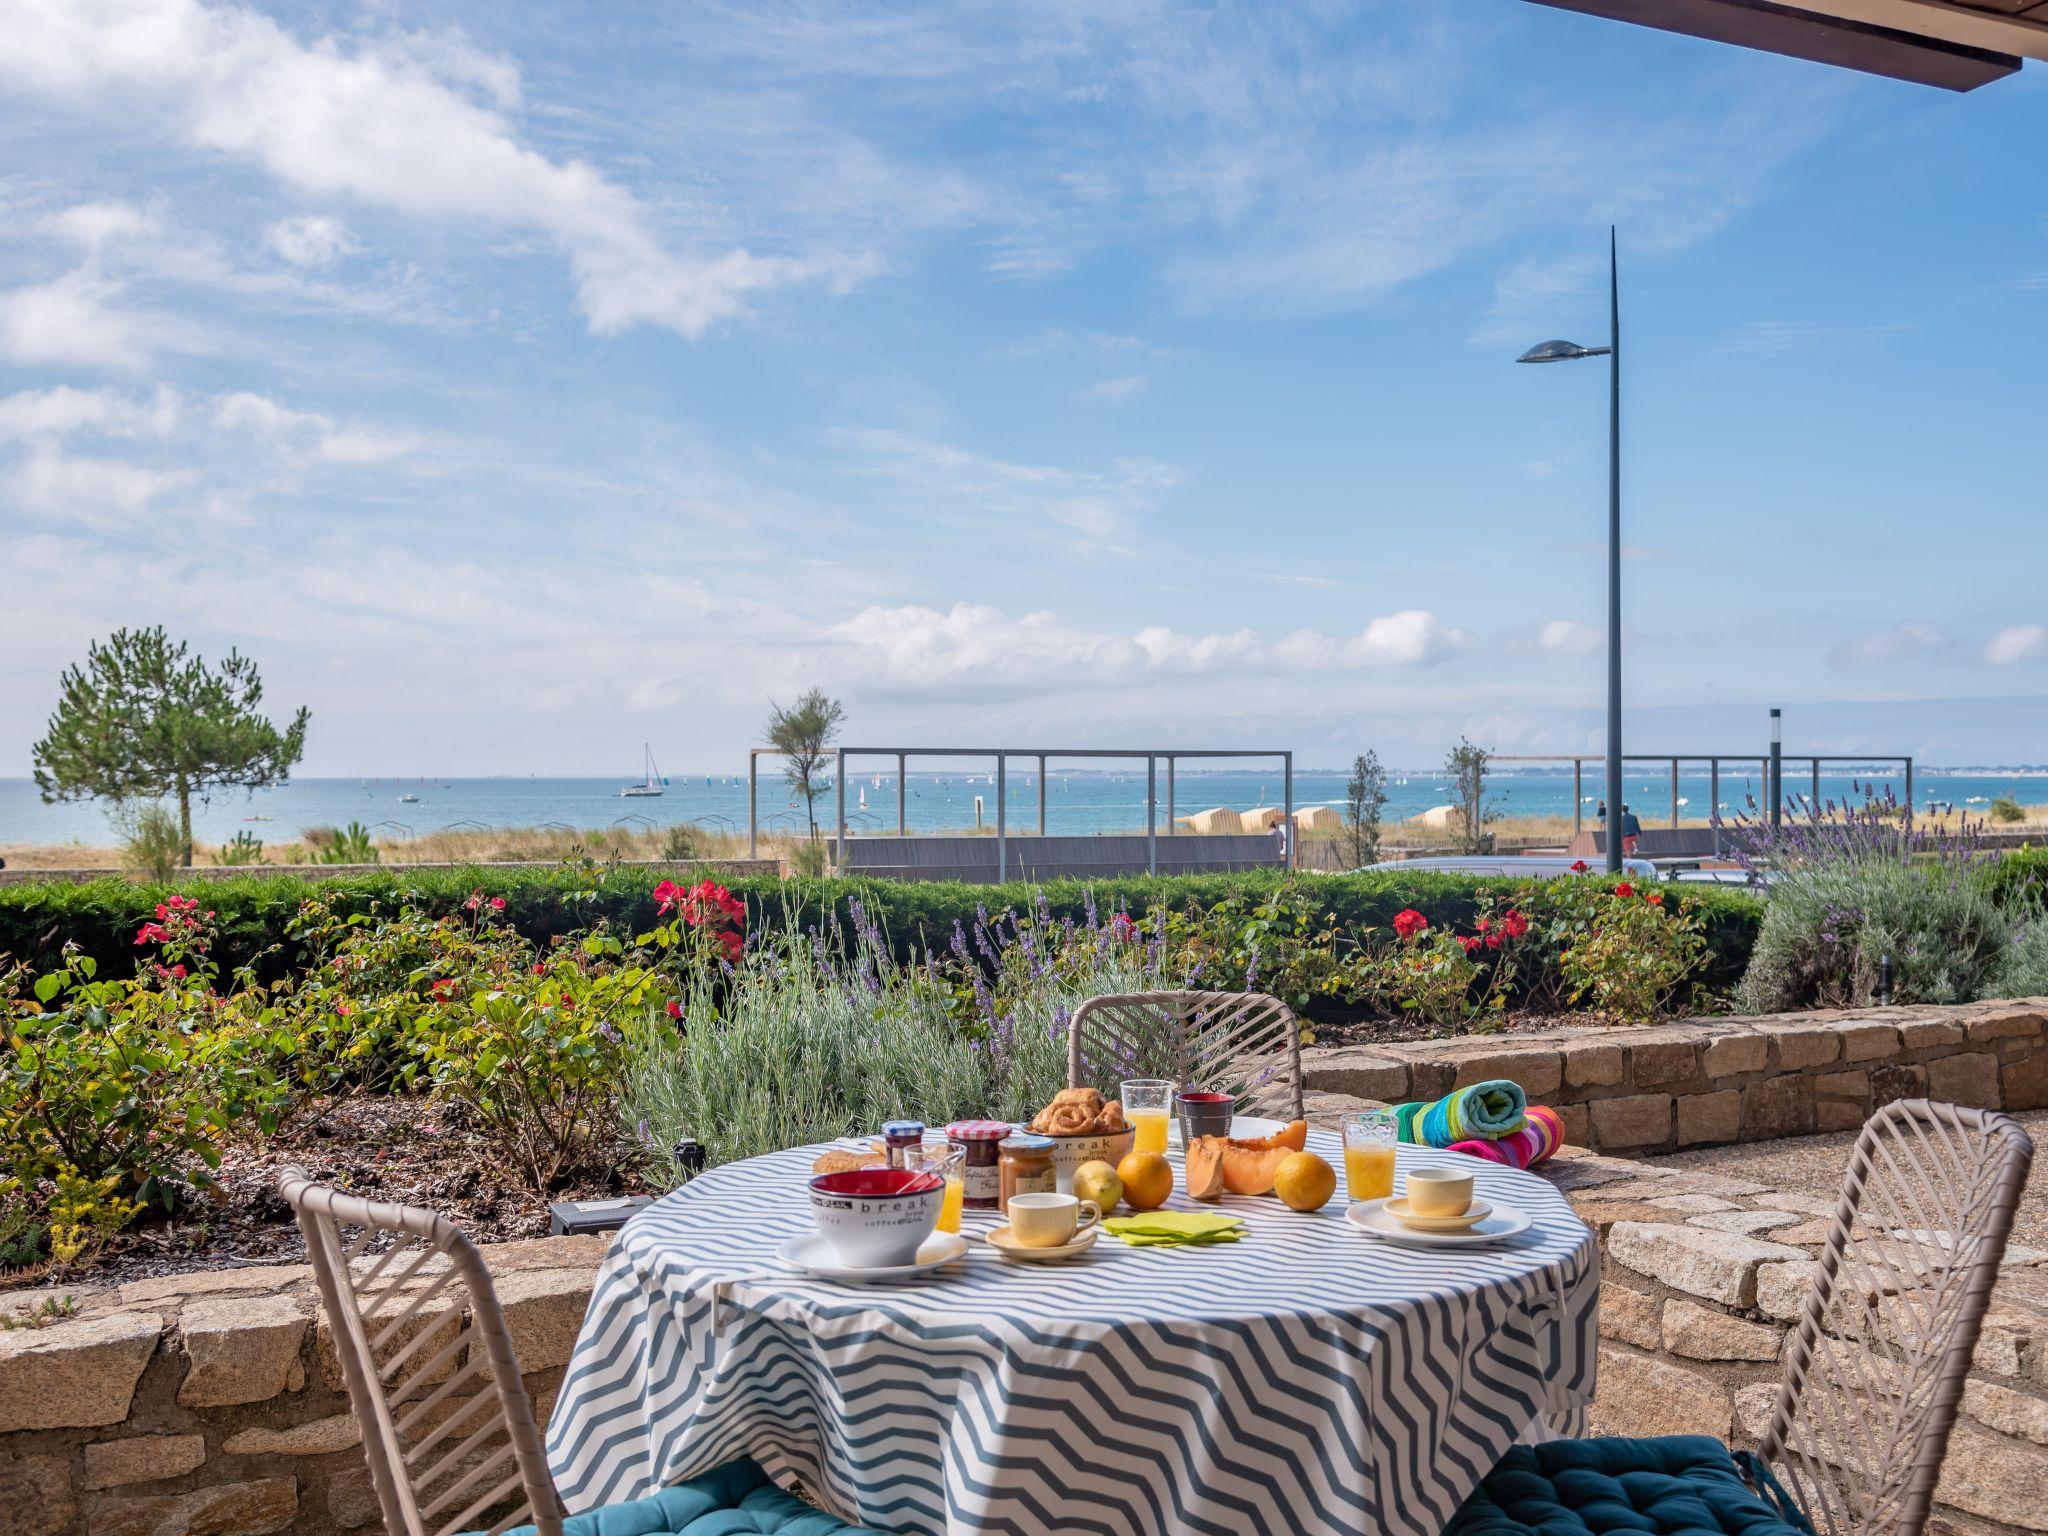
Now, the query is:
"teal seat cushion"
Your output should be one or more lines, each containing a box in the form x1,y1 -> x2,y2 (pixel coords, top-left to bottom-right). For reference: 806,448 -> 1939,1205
497,1458 -> 891,1536
1445,1436 -> 1812,1536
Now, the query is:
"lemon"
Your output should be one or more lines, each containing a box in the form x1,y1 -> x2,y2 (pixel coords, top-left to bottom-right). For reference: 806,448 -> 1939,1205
1273,1151 -> 1337,1212
1071,1160 -> 1123,1212
1116,1151 -> 1174,1212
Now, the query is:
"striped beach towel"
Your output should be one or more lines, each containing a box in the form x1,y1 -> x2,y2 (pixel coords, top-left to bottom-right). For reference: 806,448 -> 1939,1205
1450,1105 -> 1564,1171
1391,1079 -> 1528,1147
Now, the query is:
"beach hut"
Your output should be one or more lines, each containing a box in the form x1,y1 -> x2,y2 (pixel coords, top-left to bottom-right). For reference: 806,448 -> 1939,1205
1292,805 -> 1342,833
1410,804 -> 1459,828
1177,806 -> 1244,835
1240,806 -> 1284,832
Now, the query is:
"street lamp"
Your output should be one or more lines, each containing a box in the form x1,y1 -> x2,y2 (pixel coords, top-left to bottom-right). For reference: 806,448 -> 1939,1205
1518,226 -> 1622,873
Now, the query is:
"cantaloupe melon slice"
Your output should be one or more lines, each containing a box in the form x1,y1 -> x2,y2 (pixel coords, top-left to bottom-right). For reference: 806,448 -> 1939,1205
1185,1136 -> 1227,1202
1219,1144 -> 1296,1196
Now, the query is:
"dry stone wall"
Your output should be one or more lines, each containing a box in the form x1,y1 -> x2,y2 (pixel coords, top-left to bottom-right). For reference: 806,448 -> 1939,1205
1303,999 -> 2048,1153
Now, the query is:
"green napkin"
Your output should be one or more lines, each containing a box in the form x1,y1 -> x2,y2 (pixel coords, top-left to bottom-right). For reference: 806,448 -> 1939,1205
1104,1212 -> 1245,1248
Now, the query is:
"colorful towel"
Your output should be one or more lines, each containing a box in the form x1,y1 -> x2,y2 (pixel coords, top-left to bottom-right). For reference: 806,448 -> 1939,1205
1391,1080 -> 1527,1147
1448,1105 -> 1564,1171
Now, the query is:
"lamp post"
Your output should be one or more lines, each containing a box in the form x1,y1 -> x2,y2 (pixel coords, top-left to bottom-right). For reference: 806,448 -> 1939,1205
1518,226 -> 1622,873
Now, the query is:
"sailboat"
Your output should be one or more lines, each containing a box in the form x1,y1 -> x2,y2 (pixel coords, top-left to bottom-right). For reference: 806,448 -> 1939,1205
619,744 -> 667,798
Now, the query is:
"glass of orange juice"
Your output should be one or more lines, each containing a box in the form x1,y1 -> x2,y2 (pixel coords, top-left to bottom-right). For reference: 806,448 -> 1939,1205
1121,1079 -> 1174,1157
1343,1110 -> 1397,1203
919,1143 -> 967,1233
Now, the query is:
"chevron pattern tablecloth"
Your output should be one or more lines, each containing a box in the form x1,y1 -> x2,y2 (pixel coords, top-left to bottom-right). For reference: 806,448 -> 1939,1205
545,1132 -> 1599,1536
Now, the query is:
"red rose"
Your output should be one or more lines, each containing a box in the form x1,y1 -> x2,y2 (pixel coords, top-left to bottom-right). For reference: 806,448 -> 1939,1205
1458,935 -> 1481,955
1646,893 -> 1664,907
489,896 -> 507,912
1392,908 -> 1428,942
532,962 -> 547,975
1485,933 -> 1502,950
1570,859 -> 1590,874
652,879 -> 681,914
1475,917 -> 1491,933
1502,910 -> 1529,940
168,963 -> 187,980
665,1000 -> 682,1020
1615,882 -> 1635,899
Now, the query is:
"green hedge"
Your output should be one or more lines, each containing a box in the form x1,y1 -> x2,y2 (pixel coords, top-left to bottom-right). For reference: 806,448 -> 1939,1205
1979,845 -> 2048,911
0,864 -> 1765,995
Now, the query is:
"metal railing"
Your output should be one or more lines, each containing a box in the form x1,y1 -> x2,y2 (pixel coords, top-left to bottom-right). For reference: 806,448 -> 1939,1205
747,746 -> 1294,880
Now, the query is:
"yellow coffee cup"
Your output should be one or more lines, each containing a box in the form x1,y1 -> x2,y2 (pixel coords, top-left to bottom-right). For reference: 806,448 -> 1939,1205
1007,1192 -> 1102,1248
1404,1166 -> 1474,1220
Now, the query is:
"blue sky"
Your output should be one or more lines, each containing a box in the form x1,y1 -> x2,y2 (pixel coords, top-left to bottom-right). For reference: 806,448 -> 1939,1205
0,0 -> 2043,775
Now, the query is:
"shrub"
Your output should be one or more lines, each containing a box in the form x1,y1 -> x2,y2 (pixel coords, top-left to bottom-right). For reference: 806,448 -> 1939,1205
116,803 -> 186,881
217,830 -> 265,866
1555,882 -> 1708,1024
1989,793 -> 2026,825
1732,795 -> 2016,1012
1977,845 -> 2048,911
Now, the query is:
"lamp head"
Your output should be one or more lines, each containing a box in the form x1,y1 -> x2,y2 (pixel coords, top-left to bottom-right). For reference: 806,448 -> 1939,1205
1517,339 -> 1599,363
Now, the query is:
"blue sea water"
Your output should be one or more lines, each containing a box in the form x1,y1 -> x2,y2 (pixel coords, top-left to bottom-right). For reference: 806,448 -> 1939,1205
2,761 -> 2032,851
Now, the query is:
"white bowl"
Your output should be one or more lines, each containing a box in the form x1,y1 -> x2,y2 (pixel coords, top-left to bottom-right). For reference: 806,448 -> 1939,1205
1043,1127 -> 1137,1194
808,1168 -> 944,1269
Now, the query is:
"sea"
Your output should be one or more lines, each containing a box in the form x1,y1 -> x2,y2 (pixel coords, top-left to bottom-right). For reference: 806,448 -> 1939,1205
4,763 -> 2041,850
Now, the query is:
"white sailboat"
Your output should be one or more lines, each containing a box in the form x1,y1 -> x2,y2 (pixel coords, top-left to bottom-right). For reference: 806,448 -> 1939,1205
619,743 -> 667,798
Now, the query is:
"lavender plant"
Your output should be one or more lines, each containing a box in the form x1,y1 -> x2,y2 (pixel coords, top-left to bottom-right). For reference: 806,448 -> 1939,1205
1726,784 -> 2017,1011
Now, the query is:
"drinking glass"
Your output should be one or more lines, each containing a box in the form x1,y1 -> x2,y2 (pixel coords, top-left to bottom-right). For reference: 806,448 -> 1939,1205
918,1142 -> 967,1234
1343,1110 -> 1397,1202
1121,1079 -> 1174,1156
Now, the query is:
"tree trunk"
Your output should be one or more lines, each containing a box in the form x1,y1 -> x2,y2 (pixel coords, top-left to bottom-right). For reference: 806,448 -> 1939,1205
176,777 -> 193,867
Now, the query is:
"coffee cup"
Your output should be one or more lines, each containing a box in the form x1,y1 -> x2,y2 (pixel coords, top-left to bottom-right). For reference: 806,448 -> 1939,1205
1404,1166 -> 1474,1219
1007,1191 -> 1102,1248
809,1168 -> 943,1267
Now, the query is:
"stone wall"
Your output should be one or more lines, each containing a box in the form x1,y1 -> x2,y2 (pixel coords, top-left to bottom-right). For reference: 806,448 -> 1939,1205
0,1237 -> 606,1536
1303,998 -> 2048,1154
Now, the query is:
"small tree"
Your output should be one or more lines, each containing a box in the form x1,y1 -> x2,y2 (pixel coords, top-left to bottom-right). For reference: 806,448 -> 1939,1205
1445,736 -> 1497,854
765,688 -> 845,844
1343,750 -> 1389,868
33,627 -> 309,867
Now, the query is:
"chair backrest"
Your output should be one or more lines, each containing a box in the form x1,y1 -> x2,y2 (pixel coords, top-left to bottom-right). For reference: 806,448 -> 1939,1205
1068,989 -> 1305,1119
1755,1100 -> 2034,1536
278,1168 -> 563,1536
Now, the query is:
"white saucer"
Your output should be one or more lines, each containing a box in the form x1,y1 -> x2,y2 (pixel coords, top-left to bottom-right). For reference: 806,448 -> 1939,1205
984,1224 -> 1100,1263
1345,1198 -> 1532,1248
1168,1114 -> 1285,1147
1384,1196 -> 1495,1232
777,1230 -> 969,1281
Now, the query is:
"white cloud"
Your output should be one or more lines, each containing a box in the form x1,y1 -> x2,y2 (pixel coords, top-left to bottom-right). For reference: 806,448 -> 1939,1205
0,384 -> 179,442
1829,622 -> 1952,670
0,0 -> 846,340
1986,625 -> 2047,667
823,601 -> 1466,696
265,214 -> 357,268
1537,620 -> 1601,656
212,391 -> 421,465
1087,375 -> 1148,403
0,269 -> 161,371
9,445 -> 192,527
37,201 -> 158,251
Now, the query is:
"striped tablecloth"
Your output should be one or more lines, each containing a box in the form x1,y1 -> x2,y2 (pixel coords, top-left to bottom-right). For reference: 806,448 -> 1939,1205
546,1133 -> 1598,1536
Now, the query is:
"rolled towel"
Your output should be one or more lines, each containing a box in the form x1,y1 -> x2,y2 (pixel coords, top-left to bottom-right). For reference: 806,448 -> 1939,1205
1448,1105 -> 1564,1171
1391,1079 -> 1528,1147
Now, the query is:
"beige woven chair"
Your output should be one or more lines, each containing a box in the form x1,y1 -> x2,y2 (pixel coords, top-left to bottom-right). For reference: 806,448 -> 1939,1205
1067,989 -> 1304,1119
1749,1098 -> 2034,1536
279,1168 -> 565,1536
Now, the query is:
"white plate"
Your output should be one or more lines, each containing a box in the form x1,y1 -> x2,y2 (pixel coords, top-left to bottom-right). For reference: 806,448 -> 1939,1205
1168,1114 -> 1286,1147
777,1230 -> 969,1281
1345,1198 -> 1533,1248
984,1224 -> 1101,1263
1384,1196 -> 1495,1232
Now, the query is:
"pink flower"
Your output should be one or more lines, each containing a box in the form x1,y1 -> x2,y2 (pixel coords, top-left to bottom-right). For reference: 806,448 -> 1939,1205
1392,908 -> 1428,942
652,879 -> 682,914
489,896 -> 506,912
134,922 -> 170,945
464,894 -> 481,912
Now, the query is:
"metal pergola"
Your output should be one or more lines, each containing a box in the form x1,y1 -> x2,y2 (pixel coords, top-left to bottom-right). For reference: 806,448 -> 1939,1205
747,746 -> 1295,880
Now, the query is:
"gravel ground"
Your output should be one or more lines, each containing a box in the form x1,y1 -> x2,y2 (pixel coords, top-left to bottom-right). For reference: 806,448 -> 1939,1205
1650,1108 -> 2048,1249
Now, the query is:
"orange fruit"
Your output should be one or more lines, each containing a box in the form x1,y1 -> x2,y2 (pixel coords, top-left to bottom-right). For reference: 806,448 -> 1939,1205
1116,1150 -> 1173,1212
1273,1152 -> 1337,1212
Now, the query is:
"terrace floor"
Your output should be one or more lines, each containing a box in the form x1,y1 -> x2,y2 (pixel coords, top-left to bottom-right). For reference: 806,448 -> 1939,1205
1649,1106 -> 2048,1247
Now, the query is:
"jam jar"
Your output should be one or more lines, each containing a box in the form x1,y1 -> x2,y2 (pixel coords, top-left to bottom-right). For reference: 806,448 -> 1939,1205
946,1120 -> 1011,1211
880,1120 -> 926,1170
998,1132 -> 1056,1210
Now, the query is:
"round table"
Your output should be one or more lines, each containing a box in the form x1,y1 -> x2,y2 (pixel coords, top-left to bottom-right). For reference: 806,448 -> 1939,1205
546,1131 -> 1598,1536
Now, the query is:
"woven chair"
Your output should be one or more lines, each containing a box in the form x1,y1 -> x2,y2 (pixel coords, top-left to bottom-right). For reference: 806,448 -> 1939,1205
1445,1099 -> 2034,1536
1067,989 -> 1304,1119
279,1169 -> 888,1536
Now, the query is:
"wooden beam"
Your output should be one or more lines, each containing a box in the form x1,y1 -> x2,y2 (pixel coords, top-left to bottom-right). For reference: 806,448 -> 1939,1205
1524,0 -> 2022,89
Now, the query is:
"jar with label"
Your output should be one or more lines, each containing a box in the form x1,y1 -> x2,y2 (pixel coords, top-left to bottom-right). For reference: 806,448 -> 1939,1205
880,1120 -> 926,1170
946,1120 -> 1011,1210
998,1132 -> 1056,1211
